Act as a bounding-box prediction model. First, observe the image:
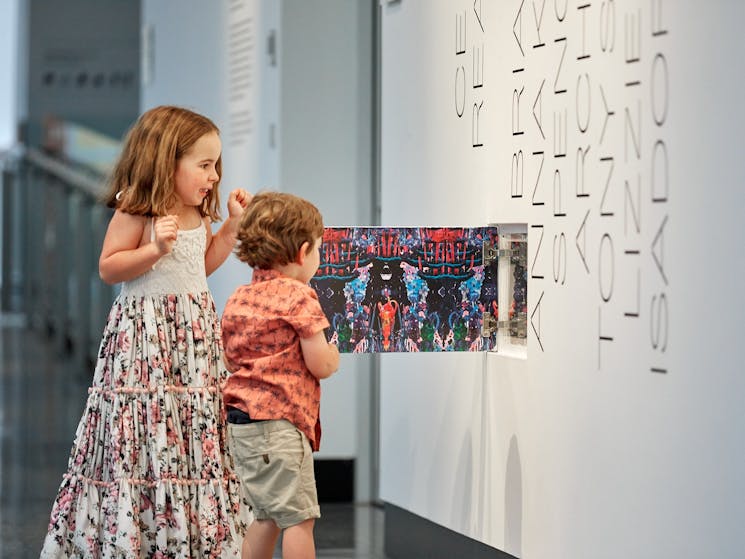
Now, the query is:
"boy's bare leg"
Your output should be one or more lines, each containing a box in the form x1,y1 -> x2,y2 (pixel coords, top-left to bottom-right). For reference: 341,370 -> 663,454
282,518 -> 316,559
243,519 -> 281,559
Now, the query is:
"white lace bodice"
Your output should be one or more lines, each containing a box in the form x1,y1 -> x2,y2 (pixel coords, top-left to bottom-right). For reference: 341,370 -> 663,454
119,221 -> 209,297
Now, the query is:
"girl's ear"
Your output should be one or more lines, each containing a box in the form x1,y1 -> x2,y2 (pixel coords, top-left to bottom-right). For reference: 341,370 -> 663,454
296,241 -> 311,265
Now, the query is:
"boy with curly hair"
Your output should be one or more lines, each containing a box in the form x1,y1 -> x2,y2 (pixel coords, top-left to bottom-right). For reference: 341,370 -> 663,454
221,191 -> 340,559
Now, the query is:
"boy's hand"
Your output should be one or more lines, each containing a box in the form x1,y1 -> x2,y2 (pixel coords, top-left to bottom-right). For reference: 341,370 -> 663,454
300,330 -> 340,379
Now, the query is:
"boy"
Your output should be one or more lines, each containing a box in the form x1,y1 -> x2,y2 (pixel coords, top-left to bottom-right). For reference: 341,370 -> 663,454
221,191 -> 340,559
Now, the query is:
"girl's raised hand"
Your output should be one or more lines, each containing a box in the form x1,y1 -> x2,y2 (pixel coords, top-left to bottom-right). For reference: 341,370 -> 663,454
226,188 -> 252,219
154,215 -> 179,255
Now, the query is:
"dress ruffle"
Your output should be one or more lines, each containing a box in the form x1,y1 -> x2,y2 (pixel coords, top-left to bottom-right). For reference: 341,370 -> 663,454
41,292 -> 250,558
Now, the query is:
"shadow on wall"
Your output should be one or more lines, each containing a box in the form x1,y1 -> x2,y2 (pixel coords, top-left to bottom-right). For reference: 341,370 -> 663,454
453,430 -> 474,534
504,434 -> 523,556
426,366 -> 478,535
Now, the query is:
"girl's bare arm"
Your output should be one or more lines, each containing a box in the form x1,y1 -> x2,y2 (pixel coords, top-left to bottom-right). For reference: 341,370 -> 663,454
99,211 -> 177,284
204,189 -> 250,276
204,216 -> 239,276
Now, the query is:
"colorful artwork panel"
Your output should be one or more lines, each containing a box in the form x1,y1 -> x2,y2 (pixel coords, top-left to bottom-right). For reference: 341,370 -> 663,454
310,226 -> 499,353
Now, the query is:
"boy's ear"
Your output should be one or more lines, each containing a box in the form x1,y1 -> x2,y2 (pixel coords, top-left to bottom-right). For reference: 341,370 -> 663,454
296,241 -> 311,264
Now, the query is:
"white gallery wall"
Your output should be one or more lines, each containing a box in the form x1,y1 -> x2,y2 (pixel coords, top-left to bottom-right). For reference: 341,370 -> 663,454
379,1 -> 745,558
141,0 -> 280,316
277,0 -> 375,489
141,0 -> 374,478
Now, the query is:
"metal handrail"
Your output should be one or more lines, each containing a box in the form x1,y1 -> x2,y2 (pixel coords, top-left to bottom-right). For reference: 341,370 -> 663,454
1,145 -> 114,368
24,146 -> 105,199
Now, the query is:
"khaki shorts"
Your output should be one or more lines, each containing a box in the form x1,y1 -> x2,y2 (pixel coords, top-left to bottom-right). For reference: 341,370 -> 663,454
228,419 -> 320,529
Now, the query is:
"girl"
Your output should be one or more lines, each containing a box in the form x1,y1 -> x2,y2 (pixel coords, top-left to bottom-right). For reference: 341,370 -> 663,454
41,106 -> 251,557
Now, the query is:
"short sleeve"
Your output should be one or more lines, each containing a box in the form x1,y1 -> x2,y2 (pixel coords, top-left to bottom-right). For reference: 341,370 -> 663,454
286,283 -> 330,339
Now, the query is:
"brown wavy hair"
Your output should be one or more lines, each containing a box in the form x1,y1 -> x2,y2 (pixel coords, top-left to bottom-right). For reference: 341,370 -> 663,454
102,105 -> 223,220
234,191 -> 324,269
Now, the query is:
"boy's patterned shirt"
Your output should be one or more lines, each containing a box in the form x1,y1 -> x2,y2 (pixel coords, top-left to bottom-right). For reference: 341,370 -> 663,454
221,268 -> 330,451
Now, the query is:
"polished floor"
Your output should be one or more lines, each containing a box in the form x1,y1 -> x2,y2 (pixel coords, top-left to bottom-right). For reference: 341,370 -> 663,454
0,312 -> 388,558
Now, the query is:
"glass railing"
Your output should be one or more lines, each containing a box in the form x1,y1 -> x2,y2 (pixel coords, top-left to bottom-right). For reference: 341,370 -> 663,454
1,143 -> 115,369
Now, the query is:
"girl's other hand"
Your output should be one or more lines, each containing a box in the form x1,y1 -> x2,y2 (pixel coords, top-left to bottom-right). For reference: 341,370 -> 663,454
154,215 -> 179,255
226,188 -> 252,219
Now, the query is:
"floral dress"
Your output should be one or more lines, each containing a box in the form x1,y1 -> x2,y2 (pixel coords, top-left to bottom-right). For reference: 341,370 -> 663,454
41,221 -> 250,558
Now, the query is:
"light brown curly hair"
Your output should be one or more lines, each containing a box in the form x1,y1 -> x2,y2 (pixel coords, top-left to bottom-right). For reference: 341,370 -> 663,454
234,191 -> 324,269
102,105 -> 223,220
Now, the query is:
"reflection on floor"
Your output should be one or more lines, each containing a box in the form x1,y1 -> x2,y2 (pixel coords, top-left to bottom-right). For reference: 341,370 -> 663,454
0,313 -> 388,558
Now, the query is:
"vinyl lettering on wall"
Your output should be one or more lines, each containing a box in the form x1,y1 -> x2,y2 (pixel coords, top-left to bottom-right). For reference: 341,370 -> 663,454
455,2 -> 487,148
507,0 -> 670,374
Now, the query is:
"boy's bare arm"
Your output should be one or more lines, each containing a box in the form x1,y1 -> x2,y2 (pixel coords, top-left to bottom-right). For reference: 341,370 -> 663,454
300,330 -> 340,379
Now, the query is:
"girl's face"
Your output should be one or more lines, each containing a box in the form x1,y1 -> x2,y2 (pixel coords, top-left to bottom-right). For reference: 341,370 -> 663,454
173,131 -> 221,209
